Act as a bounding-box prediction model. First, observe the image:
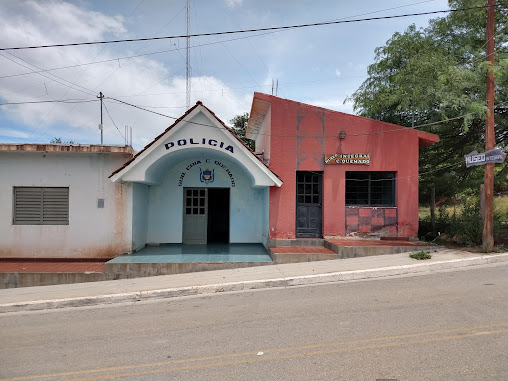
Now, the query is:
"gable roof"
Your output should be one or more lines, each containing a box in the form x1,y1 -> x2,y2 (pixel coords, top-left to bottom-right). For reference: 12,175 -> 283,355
110,101 -> 282,186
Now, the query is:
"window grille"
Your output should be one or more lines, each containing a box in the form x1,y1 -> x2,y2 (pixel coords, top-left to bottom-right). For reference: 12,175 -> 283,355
13,187 -> 69,225
185,189 -> 206,215
345,172 -> 395,207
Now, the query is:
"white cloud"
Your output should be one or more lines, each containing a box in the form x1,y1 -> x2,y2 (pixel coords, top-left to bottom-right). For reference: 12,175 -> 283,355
304,97 -> 354,114
0,127 -> 30,139
335,68 -> 341,77
224,0 -> 244,8
0,1 -> 249,148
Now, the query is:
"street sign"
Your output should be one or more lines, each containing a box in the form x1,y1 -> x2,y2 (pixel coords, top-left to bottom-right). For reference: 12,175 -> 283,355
465,148 -> 506,168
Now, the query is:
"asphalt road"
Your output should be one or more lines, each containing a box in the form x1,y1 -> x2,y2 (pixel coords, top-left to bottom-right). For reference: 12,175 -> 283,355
0,264 -> 507,381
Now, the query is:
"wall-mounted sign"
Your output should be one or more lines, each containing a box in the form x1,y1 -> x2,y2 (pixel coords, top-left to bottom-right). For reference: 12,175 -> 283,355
165,138 -> 234,154
465,148 -> 506,168
324,153 -> 370,165
178,159 -> 235,187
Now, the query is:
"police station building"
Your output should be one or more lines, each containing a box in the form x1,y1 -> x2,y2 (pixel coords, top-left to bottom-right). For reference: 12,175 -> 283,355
0,93 -> 438,260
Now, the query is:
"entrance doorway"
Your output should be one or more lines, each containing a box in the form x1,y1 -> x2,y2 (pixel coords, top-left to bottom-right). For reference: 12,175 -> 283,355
182,188 -> 230,244
296,171 -> 322,238
207,188 -> 230,243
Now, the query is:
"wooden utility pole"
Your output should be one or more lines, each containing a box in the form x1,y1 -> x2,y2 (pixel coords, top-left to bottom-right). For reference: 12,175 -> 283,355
98,92 -> 104,145
482,0 -> 495,252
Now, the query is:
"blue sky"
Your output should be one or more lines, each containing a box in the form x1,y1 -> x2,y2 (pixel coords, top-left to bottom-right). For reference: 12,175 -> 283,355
0,0 -> 449,148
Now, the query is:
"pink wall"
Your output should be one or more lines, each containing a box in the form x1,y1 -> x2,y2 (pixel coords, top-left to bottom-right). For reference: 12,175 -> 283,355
256,93 -> 434,239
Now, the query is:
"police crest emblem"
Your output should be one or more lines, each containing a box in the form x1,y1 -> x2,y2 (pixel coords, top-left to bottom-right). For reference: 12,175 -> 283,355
200,168 -> 214,184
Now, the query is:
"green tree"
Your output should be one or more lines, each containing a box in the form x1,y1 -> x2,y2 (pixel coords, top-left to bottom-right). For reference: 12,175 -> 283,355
230,112 -> 255,151
51,137 -> 78,144
349,0 -> 508,201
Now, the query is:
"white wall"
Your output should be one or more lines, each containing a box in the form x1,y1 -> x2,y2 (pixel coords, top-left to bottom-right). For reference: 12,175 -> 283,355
0,151 -> 132,258
132,182 -> 149,251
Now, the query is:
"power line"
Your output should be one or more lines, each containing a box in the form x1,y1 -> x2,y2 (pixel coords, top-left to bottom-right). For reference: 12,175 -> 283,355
0,52 -> 96,96
103,100 -> 125,140
0,4 -> 498,51
0,31 -> 282,80
0,98 -> 98,106
107,96 -> 508,139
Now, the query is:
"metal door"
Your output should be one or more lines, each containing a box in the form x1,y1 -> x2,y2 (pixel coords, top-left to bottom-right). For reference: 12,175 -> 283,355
182,188 -> 207,244
296,172 -> 322,238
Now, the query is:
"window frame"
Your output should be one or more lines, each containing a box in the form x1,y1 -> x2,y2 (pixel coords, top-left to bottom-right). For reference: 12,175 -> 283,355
13,187 -> 69,225
345,172 -> 396,207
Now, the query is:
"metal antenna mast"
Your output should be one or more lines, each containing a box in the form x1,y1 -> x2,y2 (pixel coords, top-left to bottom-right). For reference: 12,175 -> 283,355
186,0 -> 191,109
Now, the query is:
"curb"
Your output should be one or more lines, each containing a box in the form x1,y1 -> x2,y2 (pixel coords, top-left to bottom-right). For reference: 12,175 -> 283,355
1,254 -> 507,313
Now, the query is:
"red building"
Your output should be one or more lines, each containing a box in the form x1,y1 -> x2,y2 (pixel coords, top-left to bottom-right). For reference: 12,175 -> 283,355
246,92 -> 439,240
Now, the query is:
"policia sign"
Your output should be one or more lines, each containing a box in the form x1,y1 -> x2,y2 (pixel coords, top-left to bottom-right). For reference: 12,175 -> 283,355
464,148 -> 506,168
324,153 -> 370,165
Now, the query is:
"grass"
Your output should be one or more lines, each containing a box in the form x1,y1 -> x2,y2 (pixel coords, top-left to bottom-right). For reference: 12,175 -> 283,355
419,196 -> 508,220
410,251 -> 432,260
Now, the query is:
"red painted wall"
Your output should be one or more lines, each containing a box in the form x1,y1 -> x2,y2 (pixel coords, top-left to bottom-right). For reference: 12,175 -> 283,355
256,93 -> 434,239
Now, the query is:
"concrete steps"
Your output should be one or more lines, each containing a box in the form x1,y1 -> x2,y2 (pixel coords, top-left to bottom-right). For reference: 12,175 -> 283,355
268,239 -> 441,264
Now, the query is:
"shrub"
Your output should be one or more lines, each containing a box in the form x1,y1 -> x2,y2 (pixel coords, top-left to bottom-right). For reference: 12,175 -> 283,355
419,197 -> 504,246
410,251 -> 432,260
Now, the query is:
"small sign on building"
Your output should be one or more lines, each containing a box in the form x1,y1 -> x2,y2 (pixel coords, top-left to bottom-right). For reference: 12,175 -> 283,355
325,153 -> 370,165
464,148 -> 506,168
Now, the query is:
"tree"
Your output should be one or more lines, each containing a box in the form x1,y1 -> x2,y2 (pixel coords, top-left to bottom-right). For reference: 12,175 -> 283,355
51,137 -> 78,144
349,0 -> 508,201
230,112 -> 255,151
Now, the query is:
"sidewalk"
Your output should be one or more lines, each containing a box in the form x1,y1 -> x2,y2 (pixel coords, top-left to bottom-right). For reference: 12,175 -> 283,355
1,249 -> 507,313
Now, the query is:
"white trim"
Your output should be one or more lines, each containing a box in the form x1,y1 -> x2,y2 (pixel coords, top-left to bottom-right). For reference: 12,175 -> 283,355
111,104 -> 282,187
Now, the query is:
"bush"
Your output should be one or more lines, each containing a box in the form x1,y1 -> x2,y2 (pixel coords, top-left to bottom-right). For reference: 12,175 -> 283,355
419,197 -> 504,246
410,251 -> 432,260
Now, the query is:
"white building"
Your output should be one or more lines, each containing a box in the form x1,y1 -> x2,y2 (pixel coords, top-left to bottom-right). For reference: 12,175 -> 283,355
0,102 -> 281,259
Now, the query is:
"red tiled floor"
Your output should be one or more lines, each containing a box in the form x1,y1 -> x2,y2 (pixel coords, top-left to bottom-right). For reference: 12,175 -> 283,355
0,262 -> 105,273
326,239 -> 425,247
271,246 -> 335,254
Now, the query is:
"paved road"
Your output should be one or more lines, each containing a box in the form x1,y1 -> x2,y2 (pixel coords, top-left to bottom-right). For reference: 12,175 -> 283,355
0,264 -> 506,381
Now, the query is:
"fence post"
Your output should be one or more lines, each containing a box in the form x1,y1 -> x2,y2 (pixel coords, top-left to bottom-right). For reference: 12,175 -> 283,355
430,187 -> 436,236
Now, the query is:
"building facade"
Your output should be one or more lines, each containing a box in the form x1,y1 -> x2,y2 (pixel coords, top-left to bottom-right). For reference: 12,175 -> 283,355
0,95 -> 438,259
0,144 -> 133,258
246,92 -> 439,240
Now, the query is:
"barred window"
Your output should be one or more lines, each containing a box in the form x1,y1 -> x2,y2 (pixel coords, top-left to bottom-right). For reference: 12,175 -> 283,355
13,187 -> 69,225
345,172 -> 395,206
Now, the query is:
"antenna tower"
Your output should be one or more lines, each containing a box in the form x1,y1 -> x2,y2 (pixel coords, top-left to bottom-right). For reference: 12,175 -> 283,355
186,0 -> 191,109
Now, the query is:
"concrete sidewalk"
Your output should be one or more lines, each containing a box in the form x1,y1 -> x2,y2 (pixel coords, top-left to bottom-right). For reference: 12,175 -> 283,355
1,249 -> 507,313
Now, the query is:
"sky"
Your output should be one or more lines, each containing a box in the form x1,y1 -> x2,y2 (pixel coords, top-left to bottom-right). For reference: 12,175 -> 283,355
0,0 -> 450,149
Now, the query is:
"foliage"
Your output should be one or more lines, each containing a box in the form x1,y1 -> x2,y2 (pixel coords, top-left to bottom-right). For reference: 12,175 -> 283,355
349,0 -> 508,201
50,137 -> 78,144
419,197 -> 505,246
410,251 -> 432,260
229,112 -> 255,151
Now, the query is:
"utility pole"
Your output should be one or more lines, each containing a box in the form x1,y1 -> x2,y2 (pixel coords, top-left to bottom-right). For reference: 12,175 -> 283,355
98,91 -> 104,145
185,0 -> 191,109
482,0 -> 495,252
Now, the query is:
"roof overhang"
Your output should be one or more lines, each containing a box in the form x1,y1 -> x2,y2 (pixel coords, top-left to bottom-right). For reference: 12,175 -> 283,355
110,102 -> 282,187
417,130 -> 440,147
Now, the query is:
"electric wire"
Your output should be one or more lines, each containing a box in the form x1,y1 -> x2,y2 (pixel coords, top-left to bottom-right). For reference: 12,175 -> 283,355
0,4 -> 498,51
0,2 -> 447,80
103,100 -> 126,140
0,99 -> 98,106
34,3 -> 184,143
107,96 -> 508,139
